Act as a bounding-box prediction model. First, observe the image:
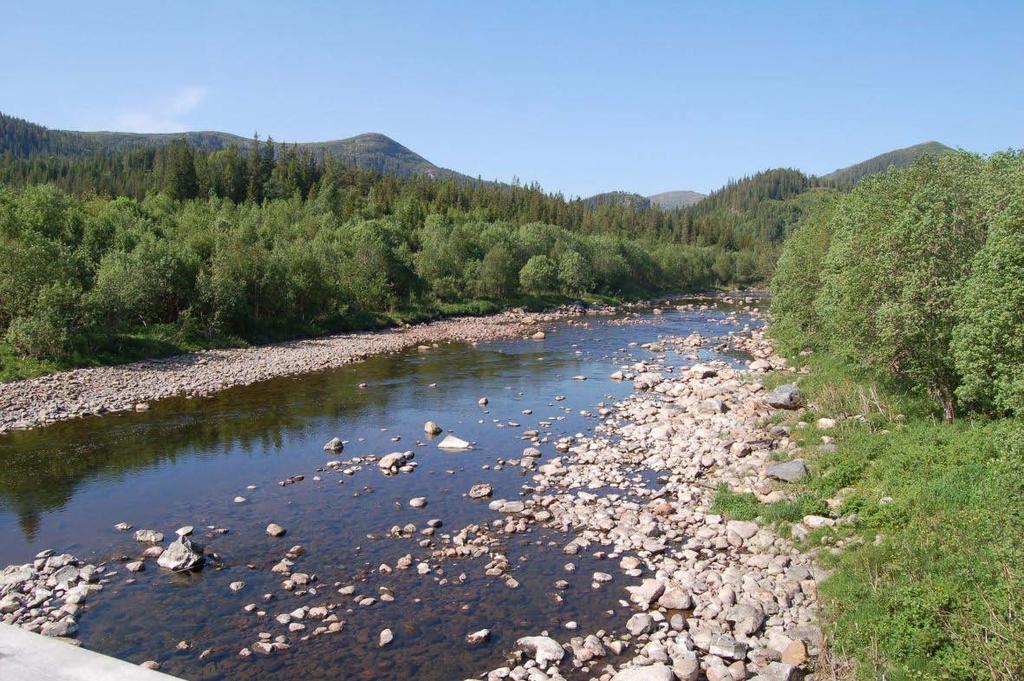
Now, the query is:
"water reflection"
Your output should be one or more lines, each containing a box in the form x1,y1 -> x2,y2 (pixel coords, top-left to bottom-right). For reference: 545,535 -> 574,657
0,301 -> 762,680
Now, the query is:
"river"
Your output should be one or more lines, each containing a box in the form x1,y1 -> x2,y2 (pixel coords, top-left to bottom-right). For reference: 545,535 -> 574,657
0,297 -> 763,680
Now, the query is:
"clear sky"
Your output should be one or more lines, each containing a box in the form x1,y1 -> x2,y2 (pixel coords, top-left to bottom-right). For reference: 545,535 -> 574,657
2,1 -> 1022,197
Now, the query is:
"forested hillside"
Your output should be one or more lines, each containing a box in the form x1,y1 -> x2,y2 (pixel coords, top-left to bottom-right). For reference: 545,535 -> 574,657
0,111 -> 959,380
764,150 -> 1024,680
820,140 -> 954,187
0,114 -> 796,378
0,112 -> 469,181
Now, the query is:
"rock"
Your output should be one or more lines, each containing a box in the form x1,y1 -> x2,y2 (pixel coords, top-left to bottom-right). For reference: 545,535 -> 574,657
626,613 -> 654,636
175,525 -> 193,537
409,497 -> 428,508
626,578 -> 665,609
379,628 -> 394,646
726,603 -> 765,637
469,483 -> 493,499
41,620 -> 77,638
478,397 -> 489,406
690,364 -> 718,378
437,435 -> 472,450
516,636 -> 565,666
134,529 -> 163,543
817,417 -> 836,429
423,421 -> 443,435
802,514 -> 835,529
766,384 -> 802,409
708,634 -> 748,661
125,561 -> 145,573
466,628 -> 491,645
266,523 -> 286,537
114,522 -> 132,532
531,331 -> 546,340
781,639 -> 807,665
229,581 -> 245,592
233,496 -> 247,503
672,652 -> 700,681
157,537 -> 205,572
755,662 -> 799,681
323,437 -> 344,452
657,586 -> 692,610
611,663 -> 675,681
378,452 -> 411,471
766,460 -> 808,483
726,520 -> 759,540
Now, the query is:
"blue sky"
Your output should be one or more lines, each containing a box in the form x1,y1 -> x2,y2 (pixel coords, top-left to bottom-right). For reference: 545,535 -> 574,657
2,1 -> 1022,197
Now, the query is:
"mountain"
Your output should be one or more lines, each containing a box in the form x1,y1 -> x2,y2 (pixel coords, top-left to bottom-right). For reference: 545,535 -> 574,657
647,190 -> 705,210
0,112 -> 471,182
581,191 -> 652,210
820,141 -> 954,186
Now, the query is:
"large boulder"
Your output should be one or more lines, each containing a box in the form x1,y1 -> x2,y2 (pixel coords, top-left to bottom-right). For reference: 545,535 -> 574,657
516,636 -> 565,666
157,537 -> 205,572
766,384 -> 802,409
766,460 -> 808,483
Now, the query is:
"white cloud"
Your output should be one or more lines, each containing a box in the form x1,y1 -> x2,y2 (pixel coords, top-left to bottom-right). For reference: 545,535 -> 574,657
114,85 -> 209,133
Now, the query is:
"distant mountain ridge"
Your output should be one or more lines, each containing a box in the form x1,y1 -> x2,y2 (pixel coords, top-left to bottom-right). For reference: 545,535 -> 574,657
820,141 -> 955,186
0,112 -> 472,182
582,189 -> 705,211
647,190 -> 705,209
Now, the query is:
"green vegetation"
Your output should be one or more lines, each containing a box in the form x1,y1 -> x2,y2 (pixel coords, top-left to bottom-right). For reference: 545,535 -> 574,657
820,141 -> 955,188
2,110 -> 857,380
741,149 -> 1024,680
772,150 -> 1024,419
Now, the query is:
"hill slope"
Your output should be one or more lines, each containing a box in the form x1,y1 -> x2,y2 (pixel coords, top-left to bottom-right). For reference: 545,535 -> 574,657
647,190 -> 705,209
0,112 -> 471,181
821,141 -> 954,186
581,191 -> 652,210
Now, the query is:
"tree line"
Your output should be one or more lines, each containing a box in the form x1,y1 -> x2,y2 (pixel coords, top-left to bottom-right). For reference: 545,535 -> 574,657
770,150 -> 1024,419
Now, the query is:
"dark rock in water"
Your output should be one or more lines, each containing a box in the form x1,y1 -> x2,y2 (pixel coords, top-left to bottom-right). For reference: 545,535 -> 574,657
766,460 -> 808,483
322,437 -> 344,452
157,537 -> 205,572
766,384 -> 802,409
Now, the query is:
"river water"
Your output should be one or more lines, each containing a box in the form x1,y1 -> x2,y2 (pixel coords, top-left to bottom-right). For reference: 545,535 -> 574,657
0,297 -> 762,680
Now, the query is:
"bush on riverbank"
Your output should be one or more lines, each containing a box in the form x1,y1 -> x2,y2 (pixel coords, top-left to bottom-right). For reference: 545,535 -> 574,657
751,150 -> 1024,679
770,150 -> 1024,419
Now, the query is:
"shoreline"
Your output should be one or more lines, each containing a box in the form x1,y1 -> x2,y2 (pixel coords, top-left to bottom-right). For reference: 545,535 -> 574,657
461,324 -> 824,680
0,305 -> 604,435
0,304 -> 829,680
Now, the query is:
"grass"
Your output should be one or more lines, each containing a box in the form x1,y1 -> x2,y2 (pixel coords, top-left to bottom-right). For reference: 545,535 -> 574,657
712,348 -> 1024,680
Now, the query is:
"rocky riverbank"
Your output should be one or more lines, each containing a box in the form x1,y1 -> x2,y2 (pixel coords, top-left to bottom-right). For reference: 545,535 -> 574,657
450,325 -> 824,681
0,304 -> 613,434
0,551 -> 103,643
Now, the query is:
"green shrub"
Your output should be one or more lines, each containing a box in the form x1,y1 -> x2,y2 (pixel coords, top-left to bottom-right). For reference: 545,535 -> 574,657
768,195 -> 837,353
557,250 -> 595,295
815,153 -> 988,419
519,254 -> 558,293
952,186 -> 1024,415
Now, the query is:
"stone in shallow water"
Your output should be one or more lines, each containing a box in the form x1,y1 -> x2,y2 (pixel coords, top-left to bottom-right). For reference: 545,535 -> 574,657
515,635 -> 564,666
437,434 -> 471,450
322,437 -> 344,452
157,537 -> 205,572
266,523 -> 286,537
